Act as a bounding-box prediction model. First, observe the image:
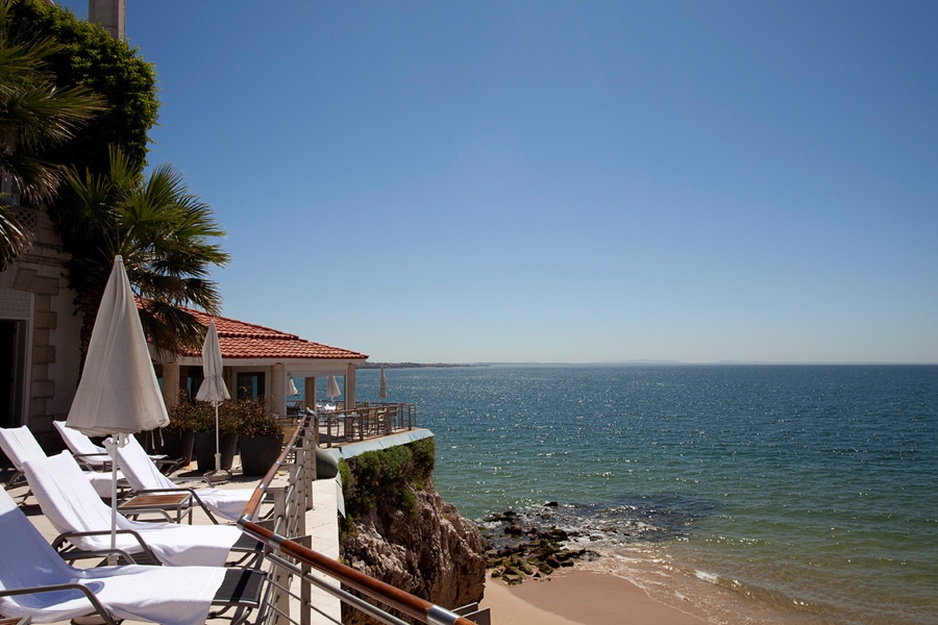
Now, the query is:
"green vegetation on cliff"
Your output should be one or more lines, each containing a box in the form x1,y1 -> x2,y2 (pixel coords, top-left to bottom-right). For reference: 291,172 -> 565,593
337,437 -> 486,623
338,438 -> 435,530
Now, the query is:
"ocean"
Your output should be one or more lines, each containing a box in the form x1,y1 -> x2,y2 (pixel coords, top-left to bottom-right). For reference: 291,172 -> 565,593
344,364 -> 937,625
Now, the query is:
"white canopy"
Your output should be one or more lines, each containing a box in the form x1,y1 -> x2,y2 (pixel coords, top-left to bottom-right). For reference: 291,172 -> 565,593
66,255 -> 169,436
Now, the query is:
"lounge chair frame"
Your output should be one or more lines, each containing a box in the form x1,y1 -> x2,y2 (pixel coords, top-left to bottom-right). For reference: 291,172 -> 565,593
0,569 -> 269,625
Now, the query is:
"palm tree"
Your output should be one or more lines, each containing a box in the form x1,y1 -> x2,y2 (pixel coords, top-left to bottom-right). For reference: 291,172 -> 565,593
0,0 -> 105,268
60,147 -> 230,360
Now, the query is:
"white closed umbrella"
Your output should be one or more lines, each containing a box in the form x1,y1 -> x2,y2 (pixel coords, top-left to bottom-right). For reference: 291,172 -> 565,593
326,375 -> 341,402
287,377 -> 299,396
379,368 -> 388,399
66,255 -> 169,561
195,320 -> 230,472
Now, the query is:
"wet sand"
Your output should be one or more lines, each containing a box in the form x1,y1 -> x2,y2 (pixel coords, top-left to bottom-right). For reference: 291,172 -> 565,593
480,569 -> 712,625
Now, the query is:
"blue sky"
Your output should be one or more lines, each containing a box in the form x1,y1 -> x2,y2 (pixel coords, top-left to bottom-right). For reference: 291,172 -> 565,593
59,1 -> 937,363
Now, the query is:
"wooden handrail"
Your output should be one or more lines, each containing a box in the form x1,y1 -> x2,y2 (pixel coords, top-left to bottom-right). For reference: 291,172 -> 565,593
239,519 -> 475,625
237,411 -> 476,625
240,412 -> 306,521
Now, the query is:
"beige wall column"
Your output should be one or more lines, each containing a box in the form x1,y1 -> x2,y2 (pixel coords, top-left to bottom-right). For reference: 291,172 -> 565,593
225,368 -> 235,399
271,364 -> 286,416
162,362 -> 180,409
345,364 -> 356,409
304,377 -> 316,411
89,0 -> 126,40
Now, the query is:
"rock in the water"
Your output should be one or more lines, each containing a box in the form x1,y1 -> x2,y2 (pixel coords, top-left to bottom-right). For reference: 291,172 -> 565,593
480,507 -> 599,584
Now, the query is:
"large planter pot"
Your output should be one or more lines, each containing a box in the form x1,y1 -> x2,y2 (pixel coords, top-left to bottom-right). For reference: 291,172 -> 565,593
154,429 -> 195,465
194,432 -> 238,472
238,433 -> 284,476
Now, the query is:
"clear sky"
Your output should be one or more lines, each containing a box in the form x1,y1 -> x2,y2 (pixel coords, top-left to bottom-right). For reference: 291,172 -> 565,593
58,1 -> 938,364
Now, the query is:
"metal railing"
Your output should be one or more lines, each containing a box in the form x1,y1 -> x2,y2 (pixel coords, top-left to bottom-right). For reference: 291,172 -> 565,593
237,411 -> 482,625
317,403 -> 416,448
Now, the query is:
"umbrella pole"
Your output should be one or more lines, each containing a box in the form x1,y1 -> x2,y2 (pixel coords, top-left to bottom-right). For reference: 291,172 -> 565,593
214,402 -> 221,472
107,434 -> 122,566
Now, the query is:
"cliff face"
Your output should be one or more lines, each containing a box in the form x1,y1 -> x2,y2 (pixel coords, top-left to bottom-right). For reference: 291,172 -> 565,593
340,446 -> 486,625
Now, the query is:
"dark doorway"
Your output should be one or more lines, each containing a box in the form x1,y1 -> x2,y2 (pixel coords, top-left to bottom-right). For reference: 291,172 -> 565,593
0,319 -> 26,429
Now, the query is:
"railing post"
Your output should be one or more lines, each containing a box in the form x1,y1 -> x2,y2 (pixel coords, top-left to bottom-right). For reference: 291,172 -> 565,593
305,425 -> 315,512
271,487 -> 290,625
297,534 -> 312,625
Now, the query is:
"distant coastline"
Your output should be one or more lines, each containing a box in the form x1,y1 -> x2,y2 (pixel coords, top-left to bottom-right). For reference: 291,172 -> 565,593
357,362 -> 491,370
359,360 -> 935,369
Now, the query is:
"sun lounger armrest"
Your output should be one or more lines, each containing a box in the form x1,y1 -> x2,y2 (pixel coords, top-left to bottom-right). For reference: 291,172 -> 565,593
168,474 -> 218,488
52,544 -> 145,565
52,529 -> 161,564
71,452 -> 112,470
0,583 -> 120,625
134,487 -> 221,524
150,456 -> 186,474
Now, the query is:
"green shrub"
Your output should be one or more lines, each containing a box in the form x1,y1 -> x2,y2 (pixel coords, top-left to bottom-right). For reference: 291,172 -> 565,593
400,489 -> 417,517
232,397 -> 282,437
168,396 -> 281,436
341,440 -> 437,523
192,400 -> 238,435
165,392 -> 199,432
411,437 -> 436,479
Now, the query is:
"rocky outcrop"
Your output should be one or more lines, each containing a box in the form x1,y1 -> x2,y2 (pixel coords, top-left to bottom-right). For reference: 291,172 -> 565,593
481,507 -> 599,585
339,442 -> 485,625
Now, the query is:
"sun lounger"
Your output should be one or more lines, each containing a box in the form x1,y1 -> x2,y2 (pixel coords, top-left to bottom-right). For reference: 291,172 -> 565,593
116,435 -> 260,523
0,426 -> 126,499
21,451 -> 261,567
52,420 -> 111,470
0,487 -> 267,625
54,421 -> 181,474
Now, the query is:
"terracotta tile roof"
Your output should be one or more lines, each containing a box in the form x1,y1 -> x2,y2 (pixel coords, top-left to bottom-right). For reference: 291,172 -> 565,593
153,304 -> 368,361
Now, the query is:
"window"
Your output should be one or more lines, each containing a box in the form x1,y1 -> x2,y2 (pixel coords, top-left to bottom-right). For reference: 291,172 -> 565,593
236,372 -> 265,400
183,366 -> 205,402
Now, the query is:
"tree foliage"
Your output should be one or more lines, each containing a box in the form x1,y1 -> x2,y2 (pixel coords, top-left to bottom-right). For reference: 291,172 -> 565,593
0,0 -> 105,268
4,0 -> 158,174
5,0 -> 228,363
62,147 -> 229,357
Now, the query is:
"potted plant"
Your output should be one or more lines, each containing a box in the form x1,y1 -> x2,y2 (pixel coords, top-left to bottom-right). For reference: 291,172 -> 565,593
157,393 -> 198,464
192,399 -> 240,472
236,398 -> 284,476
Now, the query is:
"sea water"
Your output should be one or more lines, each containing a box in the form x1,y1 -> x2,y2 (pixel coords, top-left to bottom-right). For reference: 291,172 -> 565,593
350,365 -> 937,625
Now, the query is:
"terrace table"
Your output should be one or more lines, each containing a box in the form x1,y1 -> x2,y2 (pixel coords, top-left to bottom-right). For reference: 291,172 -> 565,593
119,492 -> 193,524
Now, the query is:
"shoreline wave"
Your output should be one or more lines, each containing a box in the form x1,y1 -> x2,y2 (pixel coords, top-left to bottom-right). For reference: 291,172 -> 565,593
480,499 -> 933,625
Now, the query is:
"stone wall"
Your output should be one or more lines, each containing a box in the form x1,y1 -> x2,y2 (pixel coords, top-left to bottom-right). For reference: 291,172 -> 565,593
0,205 -> 81,449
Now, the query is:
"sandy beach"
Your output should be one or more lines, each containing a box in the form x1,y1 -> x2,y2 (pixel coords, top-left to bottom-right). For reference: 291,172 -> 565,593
480,568 -> 712,625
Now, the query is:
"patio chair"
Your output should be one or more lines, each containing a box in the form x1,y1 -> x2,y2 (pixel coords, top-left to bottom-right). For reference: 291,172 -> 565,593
53,421 -> 182,474
0,426 -> 126,499
52,420 -> 111,470
21,451 -> 262,567
116,435 -> 265,524
0,488 -> 268,625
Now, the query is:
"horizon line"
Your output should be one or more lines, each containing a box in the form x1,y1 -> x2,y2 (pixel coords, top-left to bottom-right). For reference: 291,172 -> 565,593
360,359 -> 938,367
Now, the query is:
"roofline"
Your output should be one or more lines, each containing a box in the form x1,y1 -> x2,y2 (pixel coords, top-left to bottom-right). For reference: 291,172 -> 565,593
171,355 -> 367,370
